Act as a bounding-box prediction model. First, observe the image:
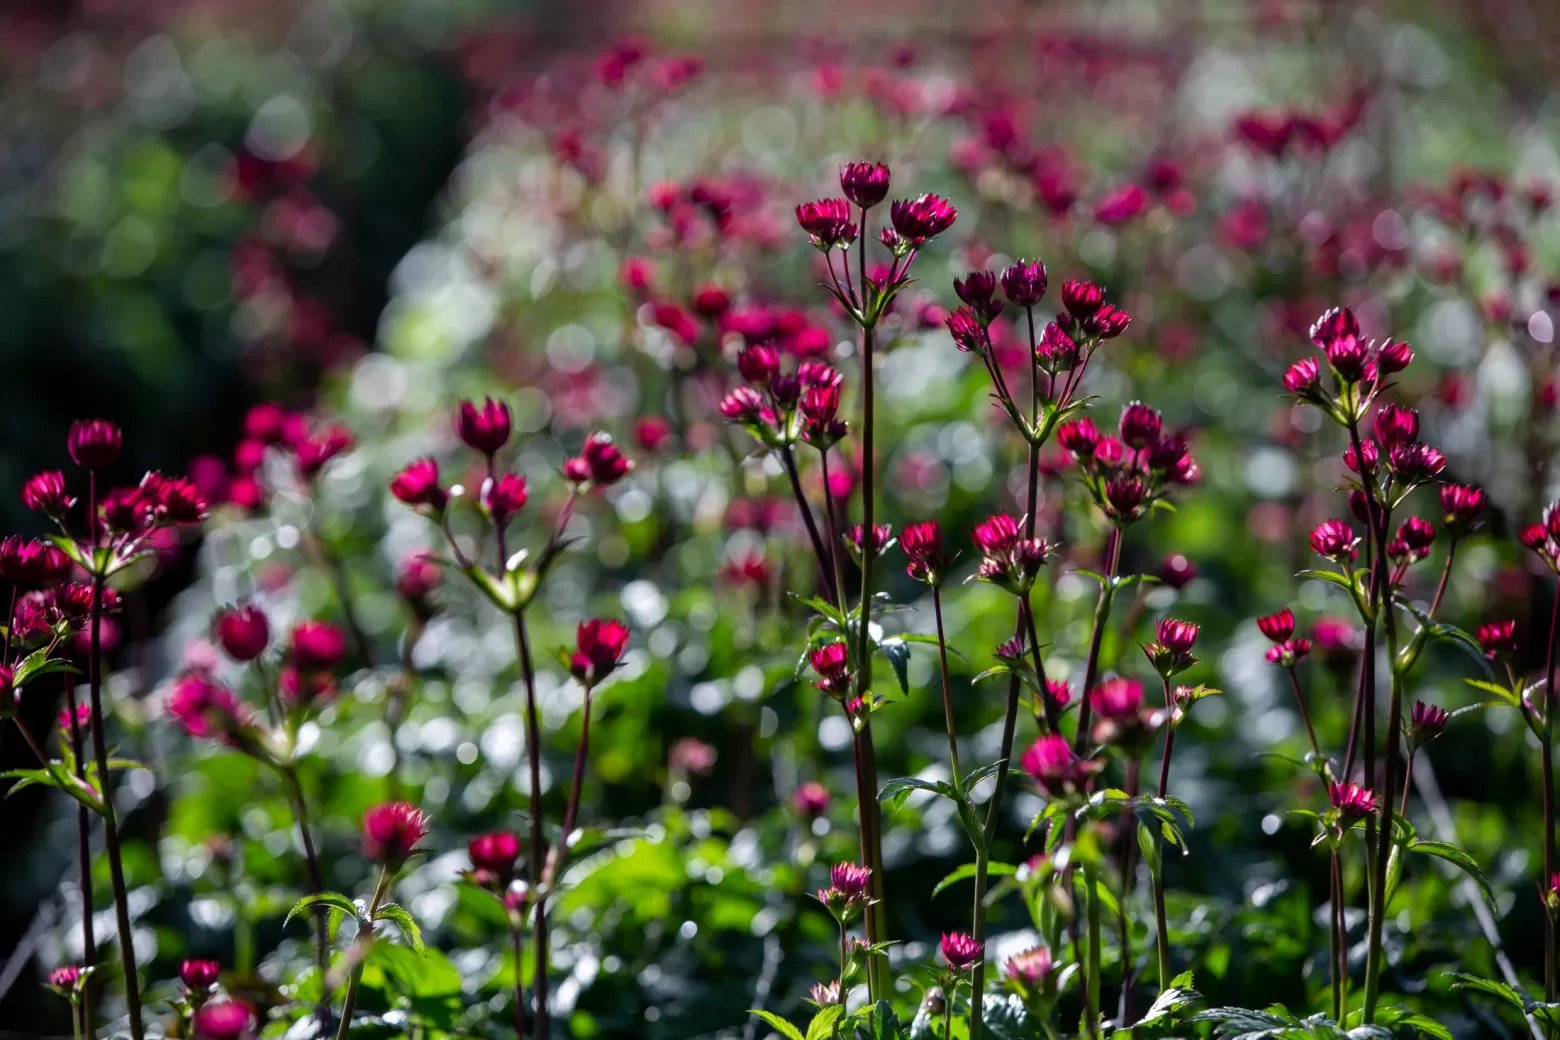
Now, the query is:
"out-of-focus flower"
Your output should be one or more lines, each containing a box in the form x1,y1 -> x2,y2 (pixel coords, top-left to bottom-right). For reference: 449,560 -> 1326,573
1021,734 -> 1095,797
167,672 -> 251,744
483,473 -> 529,521
468,831 -> 521,882
669,737 -> 717,775
181,959 -> 222,991
792,781 -> 830,817
1328,781 -> 1378,825
68,420 -> 122,470
811,641 -> 852,698
362,802 -> 429,864
390,458 -> 446,511
564,433 -> 633,488
1257,608 -> 1295,643
1477,620 -> 1517,659
1408,701 -> 1450,748
21,471 -> 74,517
192,1000 -> 255,1040
569,619 -> 630,686
456,398 -> 512,456
290,621 -> 346,672
214,605 -> 270,662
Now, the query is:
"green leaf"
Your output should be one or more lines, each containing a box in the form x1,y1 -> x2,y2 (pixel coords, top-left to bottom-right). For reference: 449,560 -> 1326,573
879,775 -> 953,811
11,648 -> 79,688
1,763 -> 106,816
894,633 -> 971,663
804,1005 -> 845,1040
868,999 -> 903,1040
367,943 -> 462,997
1370,1005 -> 1453,1040
1132,971 -> 1201,1027
749,1010 -> 805,1040
931,861 -> 1017,898
878,638 -> 911,695
285,892 -> 363,929
1462,678 -> 1519,705
1407,840 -> 1497,911
372,903 -> 425,955
1446,973 -> 1530,1013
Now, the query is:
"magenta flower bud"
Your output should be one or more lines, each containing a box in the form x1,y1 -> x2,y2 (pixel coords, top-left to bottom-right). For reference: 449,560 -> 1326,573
1087,304 -> 1132,340
799,361 -> 843,388
1091,676 -> 1146,722
1156,617 -> 1199,653
945,306 -> 990,354
1397,516 -> 1435,554
21,471 -> 74,517
720,386 -> 767,422
1045,679 -> 1074,711
1309,519 -> 1356,560
1119,402 -> 1162,449
795,198 -> 857,248
1310,306 -> 1366,381
289,620 -> 346,671
972,513 -> 1021,557
1004,946 -> 1056,1001
847,523 -> 894,560
1387,442 -> 1446,484
737,345 -> 781,385
1057,418 -> 1100,459
831,861 -> 872,901
1478,620 -> 1517,659
1036,321 -> 1079,370
1264,638 -> 1312,666
167,672 -> 251,744
398,552 -> 442,615
1440,483 -> 1485,535
192,1000 -> 255,1040
811,642 -> 852,696
792,781 -> 831,817
1256,608 -> 1295,643
940,931 -> 982,973
1328,781 -> 1379,825
1103,475 -> 1149,524
570,618 -> 630,686
1373,403 -> 1420,450
889,193 -> 957,244
48,965 -> 83,992
669,736 -> 717,775
1283,357 -> 1321,395
692,284 -> 730,318
1000,259 -> 1048,306
245,403 -> 288,444
68,419 -> 123,470
899,520 -> 948,584
468,831 -> 521,879
1347,490 -> 1373,526
481,472 -> 529,522
456,397 -> 513,456
954,269 -> 1002,314
840,160 -> 891,208
214,605 -> 270,661
1377,339 -> 1414,374
181,958 -> 222,991
564,432 -> 633,488
363,801 -> 429,864
809,980 -> 844,1008
1021,733 -> 1093,797
1342,437 -> 1378,474
390,458 -> 447,511
1409,700 -> 1450,748
1061,279 -> 1105,320
800,385 -> 841,425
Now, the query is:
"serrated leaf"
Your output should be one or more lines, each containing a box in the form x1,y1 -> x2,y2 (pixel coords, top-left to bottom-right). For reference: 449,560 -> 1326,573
749,1009 -> 805,1040
1446,973 -> 1530,1013
878,638 -> 911,695
931,861 -> 1017,898
285,891 -> 363,929
372,902 -> 425,955
12,649 -> 79,688
804,1005 -> 845,1040
868,999 -> 903,1040
1408,840 -> 1496,911
1369,1005 -> 1453,1040
1132,971 -> 1201,1027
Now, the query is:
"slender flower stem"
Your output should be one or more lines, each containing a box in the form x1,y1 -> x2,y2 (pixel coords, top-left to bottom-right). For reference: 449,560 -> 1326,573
512,925 -> 527,1039
511,610 -> 550,1040
968,845 -> 991,1037
280,765 -> 332,1029
67,680 -> 96,1040
544,681 -> 595,886
1543,576 -> 1560,1014
333,867 -> 391,1040
1284,666 -> 1324,763
819,451 -> 850,619
1330,851 -> 1345,1021
1117,760 -> 1141,1025
783,447 -> 839,606
1083,861 -> 1104,1038
384,620 -> 422,802
1152,678 -> 1178,989
1398,750 -> 1416,819
85,573 -> 143,1040
1072,529 -> 1124,753
931,587 -> 961,777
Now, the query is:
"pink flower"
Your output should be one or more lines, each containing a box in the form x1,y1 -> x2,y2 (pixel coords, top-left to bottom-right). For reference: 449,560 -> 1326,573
390,458 -> 446,510
1310,306 -> 1366,381
737,345 -> 781,385
900,520 -> 947,583
1119,402 -> 1162,449
1377,340 -> 1414,373
634,416 -> 672,452
1256,608 -> 1295,643
570,619 -> 630,685
795,198 -> 856,248
483,473 -> 529,520
1265,639 -> 1312,666
840,161 -> 891,208
1309,519 -> 1356,560
1283,357 -> 1320,394
289,620 -> 346,671
972,513 -> 1021,557
1057,418 -> 1100,458
1156,618 -> 1199,653
669,737 -> 716,775
1000,259 -> 1048,307
1094,183 -> 1148,225
468,831 -> 521,879
181,958 -> 222,990
1440,484 -> 1485,535
940,931 -> 982,972
1387,442 -> 1446,484
792,781 -> 830,817
1477,620 -> 1517,659
946,306 -> 990,354
294,425 -> 354,480
21,471 -> 74,517
1373,404 -> 1420,450
564,433 -> 633,488
456,398 -> 512,456
68,419 -> 122,470
214,605 -> 270,662
1328,781 -> 1378,824
1090,676 -> 1145,720
1004,946 -> 1055,993
192,1000 -> 255,1040
167,672 -> 250,743
720,386 -> 766,422
398,552 -> 442,613
889,194 -> 957,244
1409,700 -> 1450,747
1021,734 -> 1090,797
830,862 -> 871,901
1061,280 -> 1105,320
811,642 -> 852,697
362,802 -> 429,864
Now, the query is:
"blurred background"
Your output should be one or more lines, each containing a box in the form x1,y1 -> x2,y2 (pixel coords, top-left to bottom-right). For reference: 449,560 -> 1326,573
4,0 -> 1560,1036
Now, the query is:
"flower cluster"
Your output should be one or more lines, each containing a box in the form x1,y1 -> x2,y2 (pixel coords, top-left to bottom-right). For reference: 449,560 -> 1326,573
1058,401 -> 1198,525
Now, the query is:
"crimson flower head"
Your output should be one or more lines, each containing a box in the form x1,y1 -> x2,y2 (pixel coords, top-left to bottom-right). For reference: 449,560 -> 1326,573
889,194 -> 957,245
564,432 -> 632,488
1373,403 -> 1420,450
1022,733 -> 1093,797
954,270 -> 1002,321
692,284 -> 730,318
214,605 -> 270,662
809,980 -> 843,1008
167,672 -> 250,744
468,831 -> 521,880
1091,676 -> 1144,721
1103,475 -> 1150,525
1045,679 -> 1074,711
973,513 -> 1021,557
1328,780 -> 1378,825
1086,305 -> 1132,339
1061,280 -> 1105,321
1342,437 -> 1378,474
399,552 -> 442,614
362,801 -> 429,864
1119,402 -> 1162,449
1409,700 -> 1450,748
737,345 -> 781,385
1387,442 -> 1446,484
1265,638 -> 1312,666
1377,339 -> 1414,374
720,386 -> 766,423
456,398 -> 512,456
900,520 -> 949,584
1001,259 -> 1048,307
0,538 -> 71,588
840,160 -> 890,208
48,965 -> 82,992
1156,617 -> 1199,653
940,931 -> 982,973
570,618 -> 630,686
792,781 -> 831,817
289,620 -> 346,671
1004,946 -> 1056,1001
811,641 -> 851,697
1477,620 -> 1517,659
1309,519 -> 1357,561
1257,608 -> 1295,643
68,419 -> 122,470
390,458 -> 446,511
847,523 -> 894,560
944,307 -> 989,356
830,861 -> 871,901
1440,483 -> 1485,536
1057,417 -> 1100,459
1311,307 -> 1366,381
191,1000 -> 254,1040
483,473 -> 529,521
295,425 -> 353,480
181,958 -> 222,991
21,471 -> 74,517
1395,517 -> 1435,559
795,198 -> 856,249
1283,357 -> 1320,395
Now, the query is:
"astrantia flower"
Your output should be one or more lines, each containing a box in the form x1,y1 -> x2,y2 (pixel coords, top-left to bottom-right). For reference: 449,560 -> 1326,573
483,472 -> 529,522
456,398 -> 512,456
21,471 -> 74,517
1440,483 -> 1485,535
946,306 -> 990,354
954,270 -> 1003,321
289,620 -> 346,672
737,345 -> 781,385
1000,258 -> 1048,306
1057,418 -> 1100,458
940,931 -> 982,973
1477,620 -> 1517,659
1309,519 -> 1357,560
48,966 -> 82,992
1119,401 -> 1162,449
720,385 -> 767,423
811,642 -> 852,697
1256,608 -> 1295,643
570,619 -> 630,686
363,802 -> 429,864
1036,321 -> 1079,372
1156,617 -> 1199,653
1377,339 -> 1414,374
1103,475 -> 1149,524
889,194 -> 957,244
68,419 -> 122,470
468,831 -> 520,881
840,160 -> 890,208
792,781 -> 830,817
1021,733 -> 1095,797
1045,679 -> 1074,711
390,458 -> 446,510
1086,304 -> 1132,339
1004,946 -> 1056,1004
1061,279 -> 1106,320
1311,306 -> 1366,381
1283,357 -> 1320,395
795,198 -> 856,249
294,425 -> 354,480
1387,442 -> 1446,484
191,999 -> 255,1040
214,605 -> 269,662
181,958 -> 222,991
1396,516 -> 1435,558
564,432 -> 633,488
167,672 -> 250,744
1408,700 -> 1450,748
972,513 -> 1021,557
1342,437 -> 1378,474
846,523 -> 895,560
1373,403 -> 1420,450
830,861 -> 871,901
809,980 -> 844,1008
1328,781 -> 1378,825
900,520 -> 949,584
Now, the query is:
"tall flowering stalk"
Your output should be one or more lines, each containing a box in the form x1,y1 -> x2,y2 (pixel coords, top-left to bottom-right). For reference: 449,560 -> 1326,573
391,402 -> 632,1038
